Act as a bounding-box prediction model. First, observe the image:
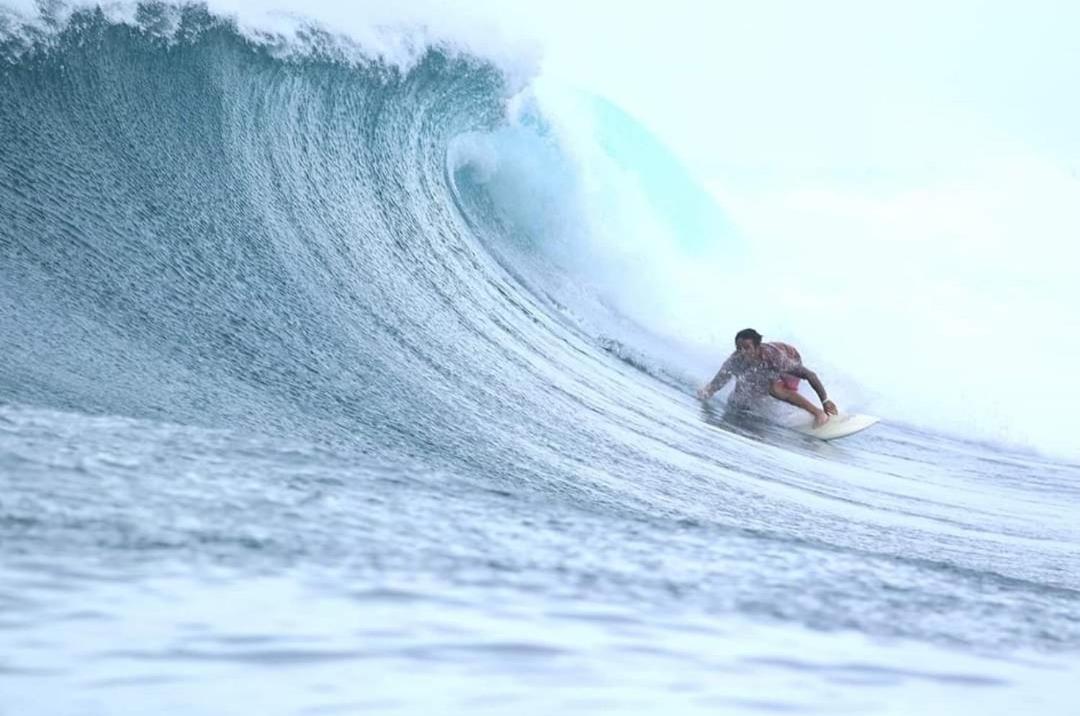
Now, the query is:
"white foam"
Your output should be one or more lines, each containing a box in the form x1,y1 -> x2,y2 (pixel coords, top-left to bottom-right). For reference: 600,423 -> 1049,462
2,0 -> 542,81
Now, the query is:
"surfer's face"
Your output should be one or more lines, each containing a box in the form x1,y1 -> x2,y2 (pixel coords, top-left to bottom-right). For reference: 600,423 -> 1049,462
735,338 -> 760,362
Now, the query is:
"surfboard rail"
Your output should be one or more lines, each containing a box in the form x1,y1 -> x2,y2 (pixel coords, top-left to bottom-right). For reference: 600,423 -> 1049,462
793,413 -> 880,441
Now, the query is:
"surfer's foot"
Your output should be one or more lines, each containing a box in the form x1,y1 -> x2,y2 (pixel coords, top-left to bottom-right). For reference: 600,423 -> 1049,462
812,410 -> 830,428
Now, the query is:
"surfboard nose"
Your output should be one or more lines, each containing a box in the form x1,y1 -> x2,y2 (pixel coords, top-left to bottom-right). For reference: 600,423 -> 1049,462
795,413 -> 880,441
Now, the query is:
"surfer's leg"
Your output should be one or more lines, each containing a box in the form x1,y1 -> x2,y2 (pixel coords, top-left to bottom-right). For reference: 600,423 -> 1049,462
769,380 -> 829,426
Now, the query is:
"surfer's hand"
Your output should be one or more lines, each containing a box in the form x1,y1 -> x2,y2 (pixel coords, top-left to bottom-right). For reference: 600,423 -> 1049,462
696,385 -> 713,401
823,399 -> 838,415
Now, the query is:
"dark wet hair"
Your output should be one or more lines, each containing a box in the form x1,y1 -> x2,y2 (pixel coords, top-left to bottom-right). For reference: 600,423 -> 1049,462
734,328 -> 763,347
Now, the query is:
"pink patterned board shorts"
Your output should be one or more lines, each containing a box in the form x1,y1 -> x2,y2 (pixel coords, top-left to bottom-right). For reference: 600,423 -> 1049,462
775,374 -> 801,392
763,343 -> 802,392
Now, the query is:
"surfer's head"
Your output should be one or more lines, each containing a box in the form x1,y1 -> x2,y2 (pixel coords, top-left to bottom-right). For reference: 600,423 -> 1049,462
734,328 -> 763,360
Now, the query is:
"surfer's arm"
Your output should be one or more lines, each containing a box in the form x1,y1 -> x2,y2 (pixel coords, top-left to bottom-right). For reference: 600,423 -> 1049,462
697,369 -> 732,400
787,365 -> 837,414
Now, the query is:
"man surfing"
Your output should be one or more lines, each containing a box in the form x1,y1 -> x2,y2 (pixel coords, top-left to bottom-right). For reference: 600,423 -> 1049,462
697,328 -> 838,427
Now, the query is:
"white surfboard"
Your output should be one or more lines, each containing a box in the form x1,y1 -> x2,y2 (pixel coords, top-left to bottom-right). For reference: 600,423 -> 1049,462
793,413 -> 879,441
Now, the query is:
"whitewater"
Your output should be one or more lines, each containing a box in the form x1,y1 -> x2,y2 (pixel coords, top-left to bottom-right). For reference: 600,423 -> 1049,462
2,3 -> 1079,714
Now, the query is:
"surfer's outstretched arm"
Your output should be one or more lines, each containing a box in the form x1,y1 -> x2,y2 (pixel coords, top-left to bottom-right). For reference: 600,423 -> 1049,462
769,381 -> 829,426
697,370 -> 731,400
787,365 -> 837,415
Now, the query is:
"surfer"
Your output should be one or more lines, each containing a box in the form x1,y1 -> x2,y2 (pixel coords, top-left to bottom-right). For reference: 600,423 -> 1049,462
697,328 -> 838,427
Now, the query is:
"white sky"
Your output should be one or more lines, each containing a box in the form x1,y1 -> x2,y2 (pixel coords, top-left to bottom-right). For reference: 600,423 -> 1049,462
527,0 -> 1080,184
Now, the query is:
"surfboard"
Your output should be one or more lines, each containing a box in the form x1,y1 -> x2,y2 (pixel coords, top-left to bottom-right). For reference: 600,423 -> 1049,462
793,413 -> 879,441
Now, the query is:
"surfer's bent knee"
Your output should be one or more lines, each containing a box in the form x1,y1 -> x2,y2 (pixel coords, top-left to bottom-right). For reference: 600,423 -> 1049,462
769,382 -> 792,399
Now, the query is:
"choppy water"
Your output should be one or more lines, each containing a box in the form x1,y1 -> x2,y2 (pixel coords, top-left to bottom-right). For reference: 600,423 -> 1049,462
2,6 -> 1079,714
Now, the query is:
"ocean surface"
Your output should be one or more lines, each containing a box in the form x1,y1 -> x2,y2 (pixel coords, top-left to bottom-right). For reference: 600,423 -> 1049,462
2,6 -> 1079,714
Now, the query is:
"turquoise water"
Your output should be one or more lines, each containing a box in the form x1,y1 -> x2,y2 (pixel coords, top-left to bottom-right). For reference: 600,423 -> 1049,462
2,8 -> 1079,714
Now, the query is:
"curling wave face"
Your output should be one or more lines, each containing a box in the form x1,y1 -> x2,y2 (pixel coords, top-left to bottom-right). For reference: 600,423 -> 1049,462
2,7 -> 1080,713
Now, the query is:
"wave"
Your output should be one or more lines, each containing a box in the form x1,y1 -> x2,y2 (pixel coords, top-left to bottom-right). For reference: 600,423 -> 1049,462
4,2 -> 1080,636
2,3 -> 1076,461
0,7 -> 515,440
